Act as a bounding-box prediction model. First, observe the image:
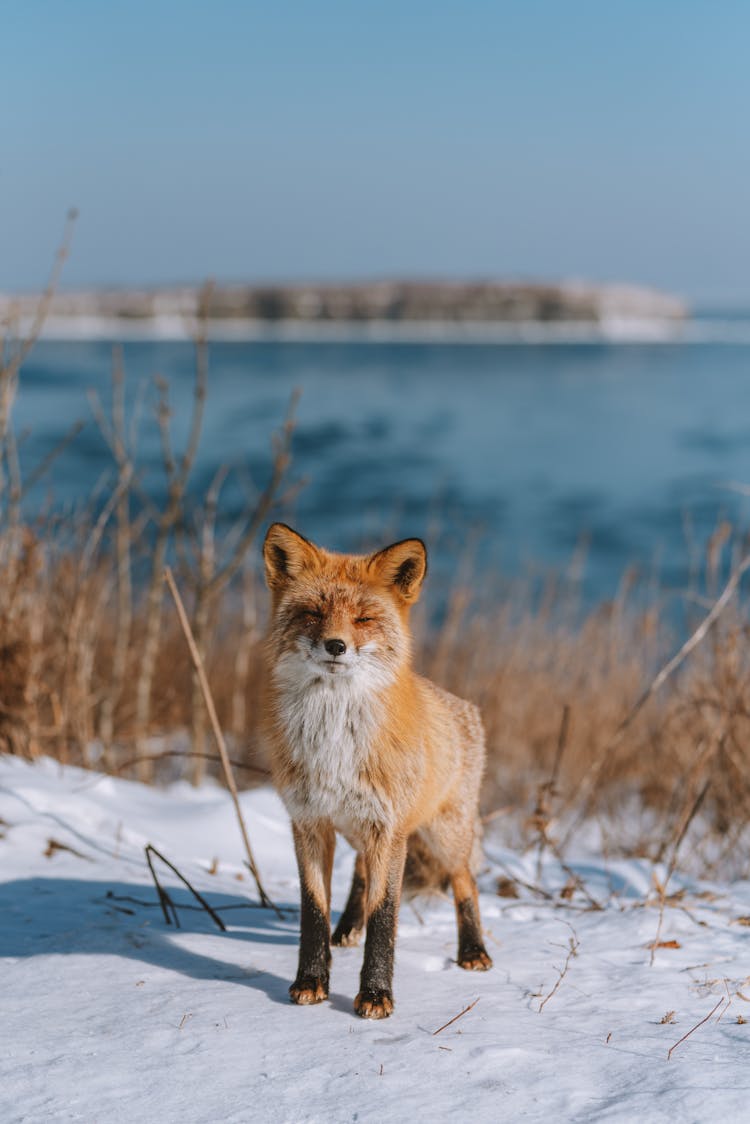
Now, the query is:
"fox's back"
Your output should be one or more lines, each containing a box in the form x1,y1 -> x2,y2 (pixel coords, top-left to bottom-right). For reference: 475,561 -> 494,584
408,676 -> 487,831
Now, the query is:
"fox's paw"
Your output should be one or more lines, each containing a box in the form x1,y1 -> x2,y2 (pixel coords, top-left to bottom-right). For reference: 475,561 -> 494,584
289,975 -> 329,1005
354,988 -> 394,1019
331,924 -> 363,948
457,947 -> 493,972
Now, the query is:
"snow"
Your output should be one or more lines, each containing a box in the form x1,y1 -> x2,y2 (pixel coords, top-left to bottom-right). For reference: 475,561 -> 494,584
2,756 -> 750,1123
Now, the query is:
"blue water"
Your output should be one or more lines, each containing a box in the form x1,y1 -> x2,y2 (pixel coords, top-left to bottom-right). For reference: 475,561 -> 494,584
16,334 -> 750,606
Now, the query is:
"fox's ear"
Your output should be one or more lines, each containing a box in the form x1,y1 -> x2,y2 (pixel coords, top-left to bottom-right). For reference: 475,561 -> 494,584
263,524 -> 321,590
368,538 -> 427,604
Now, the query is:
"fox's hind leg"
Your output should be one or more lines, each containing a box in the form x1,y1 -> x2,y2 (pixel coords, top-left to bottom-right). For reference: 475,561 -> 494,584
332,852 -> 366,947
289,821 -> 336,1004
419,810 -> 493,972
451,866 -> 492,971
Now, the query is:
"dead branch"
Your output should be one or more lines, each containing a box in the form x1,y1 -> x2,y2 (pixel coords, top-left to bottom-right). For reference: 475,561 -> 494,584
534,704 -> 571,880
105,889 -> 280,913
432,997 -> 480,1035
205,388 -> 300,601
145,843 -> 179,926
90,349 -> 137,755
188,463 -> 230,782
650,777 -> 712,965
231,565 -> 258,736
492,856 -> 555,901
667,997 -> 729,1061
538,927 -> 580,1013
0,208 -> 78,512
113,749 -> 269,777
21,420 -> 86,498
164,565 -> 280,916
524,706 -> 601,909
1,209 -> 78,384
44,837 -> 93,861
144,843 -> 226,931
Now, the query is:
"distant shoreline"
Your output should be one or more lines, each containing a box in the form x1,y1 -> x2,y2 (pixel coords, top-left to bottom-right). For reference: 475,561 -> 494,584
11,313 -> 750,346
1,278 -> 687,329
20,278 -> 750,344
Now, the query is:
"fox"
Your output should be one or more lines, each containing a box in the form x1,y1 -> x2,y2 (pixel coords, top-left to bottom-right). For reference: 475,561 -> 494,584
261,523 -> 492,1019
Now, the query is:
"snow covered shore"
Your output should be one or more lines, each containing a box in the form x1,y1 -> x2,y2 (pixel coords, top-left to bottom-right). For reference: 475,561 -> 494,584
2,756 -> 749,1123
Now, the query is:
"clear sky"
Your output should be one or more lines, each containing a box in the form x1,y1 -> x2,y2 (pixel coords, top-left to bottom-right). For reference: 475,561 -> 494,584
3,0 -> 749,302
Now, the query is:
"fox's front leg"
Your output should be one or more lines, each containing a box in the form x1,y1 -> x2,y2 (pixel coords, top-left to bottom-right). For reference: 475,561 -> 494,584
355,834 -> 407,1019
290,821 -> 335,1005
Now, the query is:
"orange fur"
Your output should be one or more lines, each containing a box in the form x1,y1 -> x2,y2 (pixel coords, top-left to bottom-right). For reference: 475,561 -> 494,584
262,523 -> 492,1017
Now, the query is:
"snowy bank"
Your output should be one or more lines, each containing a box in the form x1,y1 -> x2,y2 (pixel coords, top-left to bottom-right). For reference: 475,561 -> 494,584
1,756 -> 749,1123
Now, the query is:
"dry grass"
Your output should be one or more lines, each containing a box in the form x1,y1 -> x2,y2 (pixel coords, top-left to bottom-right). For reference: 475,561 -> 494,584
4,503 -> 750,880
4,219 -> 750,880
1,530 -> 273,779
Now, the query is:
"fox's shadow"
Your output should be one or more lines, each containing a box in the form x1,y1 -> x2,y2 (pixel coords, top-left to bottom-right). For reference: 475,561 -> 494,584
0,875 -> 322,1009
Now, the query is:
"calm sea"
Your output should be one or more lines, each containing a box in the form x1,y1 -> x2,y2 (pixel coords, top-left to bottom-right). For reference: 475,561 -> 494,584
15,324 -> 750,608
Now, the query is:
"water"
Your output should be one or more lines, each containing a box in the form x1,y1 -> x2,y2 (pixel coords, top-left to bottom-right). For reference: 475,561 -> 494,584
14,330 -> 750,606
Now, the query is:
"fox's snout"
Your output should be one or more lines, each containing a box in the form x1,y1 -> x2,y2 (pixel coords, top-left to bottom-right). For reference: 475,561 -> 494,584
308,625 -> 357,670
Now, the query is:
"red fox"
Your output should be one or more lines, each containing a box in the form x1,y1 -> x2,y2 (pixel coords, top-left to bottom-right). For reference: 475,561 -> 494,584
262,523 -> 492,1019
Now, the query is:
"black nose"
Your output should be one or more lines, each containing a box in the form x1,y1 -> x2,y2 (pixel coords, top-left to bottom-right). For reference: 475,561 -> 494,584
324,638 -> 346,658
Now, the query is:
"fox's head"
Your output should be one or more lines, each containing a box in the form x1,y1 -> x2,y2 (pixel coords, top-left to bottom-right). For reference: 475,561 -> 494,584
263,523 -> 427,689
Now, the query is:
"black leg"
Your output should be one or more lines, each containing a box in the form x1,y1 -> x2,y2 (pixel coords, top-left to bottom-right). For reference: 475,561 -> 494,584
355,838 -> 406,1018
290,823 -> 334,1005
452,868 -> 492,971
332,852 -> 366,946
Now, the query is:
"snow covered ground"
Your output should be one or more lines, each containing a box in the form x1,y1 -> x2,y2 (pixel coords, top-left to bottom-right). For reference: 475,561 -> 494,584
2,756 -> 750,1123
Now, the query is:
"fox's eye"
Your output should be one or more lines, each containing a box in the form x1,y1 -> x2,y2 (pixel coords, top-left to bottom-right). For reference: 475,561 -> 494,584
301,609 -> 323,621
355,616 -> 374,624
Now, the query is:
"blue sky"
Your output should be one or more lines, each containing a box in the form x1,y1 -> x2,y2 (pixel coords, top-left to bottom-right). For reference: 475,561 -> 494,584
3,1 -> 749,301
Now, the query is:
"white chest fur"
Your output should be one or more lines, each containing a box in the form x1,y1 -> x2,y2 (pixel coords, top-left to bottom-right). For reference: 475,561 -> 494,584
275,672 -> 392,839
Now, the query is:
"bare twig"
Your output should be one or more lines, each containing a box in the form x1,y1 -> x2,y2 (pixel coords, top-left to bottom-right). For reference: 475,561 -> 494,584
104,890 -> 282,913
650,778 -> 712,965
0,208 -> 78,515
20,420 -> 86,498
44,837 -> 93,861
205,388 -> 301,600
534,704 -> 571,880
231,565 -> 258,735
97,348 -> 135,755
432,997 -> 480,1036
78,468 -> 133,576
5,427 -> 22,533
553,850 -> 603,911
491,856 -> 555,901
524,705 -> 601,909
145,844 -> 180,927
164,565 -> 280,916
188,463 -> 229,782
2,209 -> 78,380
113,749 -> 269,777
144,844 -> 226,931
538,927 -> 580,1013
667,997 -> 729,1061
